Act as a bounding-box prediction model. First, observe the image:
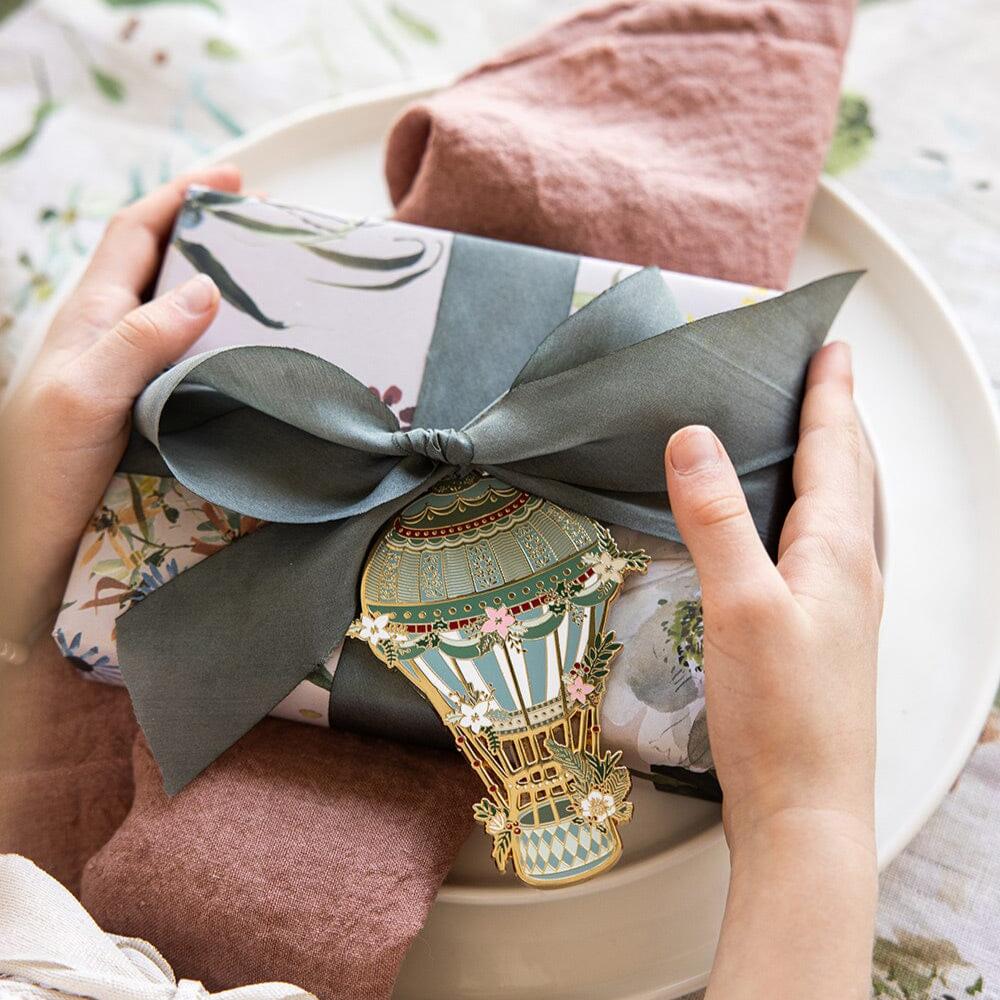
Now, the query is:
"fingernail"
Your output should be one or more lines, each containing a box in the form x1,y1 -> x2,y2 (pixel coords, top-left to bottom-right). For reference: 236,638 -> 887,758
827,340 -> 851,364
173,274 -> 217,314
668,426 -> 720,474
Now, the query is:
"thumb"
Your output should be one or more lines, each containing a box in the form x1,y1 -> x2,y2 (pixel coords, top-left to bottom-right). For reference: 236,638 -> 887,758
81,274 -> 220,403
665,425 -> 779,600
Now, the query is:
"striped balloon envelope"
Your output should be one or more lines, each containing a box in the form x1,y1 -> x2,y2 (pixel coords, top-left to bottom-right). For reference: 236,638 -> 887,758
351,472 -> 648,887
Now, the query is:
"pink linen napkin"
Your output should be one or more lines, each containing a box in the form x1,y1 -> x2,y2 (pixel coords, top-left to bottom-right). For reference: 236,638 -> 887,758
4,1 -> 852,996
0,649 -> 138,897
388,0 -> 854,290
80,723 -> 479,999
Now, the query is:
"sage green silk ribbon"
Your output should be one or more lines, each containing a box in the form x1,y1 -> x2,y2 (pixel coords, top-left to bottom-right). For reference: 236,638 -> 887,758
117,253 -> 860,793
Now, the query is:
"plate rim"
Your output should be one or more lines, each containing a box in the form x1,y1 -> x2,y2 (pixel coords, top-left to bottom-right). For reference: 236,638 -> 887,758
196,79 -> 1000,884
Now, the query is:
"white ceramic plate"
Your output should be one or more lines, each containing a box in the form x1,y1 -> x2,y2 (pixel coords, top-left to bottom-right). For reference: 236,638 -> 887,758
81,82 -> 1000,998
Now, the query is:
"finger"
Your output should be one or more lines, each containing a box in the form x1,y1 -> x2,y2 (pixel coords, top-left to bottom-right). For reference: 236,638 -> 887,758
778,343 -> 878,583
77,274 -> 220,406
780,343 -> 870,560
793,341 -> 863,505
665,425 -> 781,601
51,165 -> 240,345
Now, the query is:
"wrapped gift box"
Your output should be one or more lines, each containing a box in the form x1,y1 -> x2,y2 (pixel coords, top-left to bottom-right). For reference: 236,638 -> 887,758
55,187 -> 774,787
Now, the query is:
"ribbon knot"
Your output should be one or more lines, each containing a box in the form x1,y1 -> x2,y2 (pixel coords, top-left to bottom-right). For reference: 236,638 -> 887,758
393,426 -> 474,468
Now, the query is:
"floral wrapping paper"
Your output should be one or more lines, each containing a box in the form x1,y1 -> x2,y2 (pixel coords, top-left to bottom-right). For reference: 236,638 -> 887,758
54,189 -> 772,778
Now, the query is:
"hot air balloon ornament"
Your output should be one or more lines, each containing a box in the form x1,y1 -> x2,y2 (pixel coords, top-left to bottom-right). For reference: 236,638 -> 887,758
348,471 -> 650,888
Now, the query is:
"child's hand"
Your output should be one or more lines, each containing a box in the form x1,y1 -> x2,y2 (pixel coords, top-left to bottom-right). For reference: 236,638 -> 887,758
0,167 -> 241,644
667,342 -> 881,1000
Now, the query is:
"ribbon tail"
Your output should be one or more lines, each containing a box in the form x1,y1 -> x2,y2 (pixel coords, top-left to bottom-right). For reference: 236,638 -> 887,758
509,266 -> 683,387
470,271 -> 863,558
117,477 -> 443,795
328,640 -> 452,748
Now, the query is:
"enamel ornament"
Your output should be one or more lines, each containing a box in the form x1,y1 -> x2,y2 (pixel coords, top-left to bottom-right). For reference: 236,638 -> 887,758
349,472 -> 649,887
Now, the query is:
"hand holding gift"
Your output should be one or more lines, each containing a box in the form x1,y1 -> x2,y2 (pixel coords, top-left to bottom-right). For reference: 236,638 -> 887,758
0,166 -> 242,651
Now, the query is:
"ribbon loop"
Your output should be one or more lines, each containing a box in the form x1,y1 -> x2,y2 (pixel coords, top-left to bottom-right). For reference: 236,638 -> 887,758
392,427 -> 474,467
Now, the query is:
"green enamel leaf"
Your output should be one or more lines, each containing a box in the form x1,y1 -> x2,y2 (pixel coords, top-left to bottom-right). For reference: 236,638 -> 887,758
91,66 -> 126,102
204,37 -> 240,59
387,2 -> 439,44
102,0 -> 223,12
545,738 -> 591,786
472,798 -> 499,823
825,92 -> 875,176
0,100 -> 57,165
173,237 -> 286,329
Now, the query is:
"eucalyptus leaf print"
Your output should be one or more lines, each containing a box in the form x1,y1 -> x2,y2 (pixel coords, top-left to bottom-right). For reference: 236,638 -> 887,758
173,236 -> 287,329
826,92 -> 876,176
0,0 -> 27,25
186,187 -> 245,209
387,3 -> 440,45
204,37 -> 240,59
209,209 -> 318,238
0,100 -> 57,165
181,191 -> 445,292
302,239 -> 428,271
101,0 -> 223,13
90,66 -> 127,102
307,240 -> 444,291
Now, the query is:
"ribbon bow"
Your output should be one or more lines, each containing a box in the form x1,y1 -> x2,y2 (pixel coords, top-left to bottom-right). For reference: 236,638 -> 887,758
116,265 -> 860,792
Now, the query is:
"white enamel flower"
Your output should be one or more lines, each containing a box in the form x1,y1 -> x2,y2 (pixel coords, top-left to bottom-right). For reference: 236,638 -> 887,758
356,613 -> 393,644
579,789 -> 617,824
485,810 -> 507,836
585,550 -> 630,585
458,699 -> 492,734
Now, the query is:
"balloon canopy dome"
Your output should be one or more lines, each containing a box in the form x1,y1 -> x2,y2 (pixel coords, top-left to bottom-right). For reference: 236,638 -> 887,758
361,472 -> 604,625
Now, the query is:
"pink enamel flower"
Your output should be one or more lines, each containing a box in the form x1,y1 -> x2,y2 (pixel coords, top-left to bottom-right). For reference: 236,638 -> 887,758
566,674 -> 595,704
481,605 -> 516,638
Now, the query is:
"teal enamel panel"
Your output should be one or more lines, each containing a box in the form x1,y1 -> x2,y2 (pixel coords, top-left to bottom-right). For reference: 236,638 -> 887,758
469,647 -> 517,712
522,635 -> 550,706
418,647 -> 466,697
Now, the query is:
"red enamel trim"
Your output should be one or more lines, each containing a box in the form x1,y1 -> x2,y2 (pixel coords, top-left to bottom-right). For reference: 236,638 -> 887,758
394,492 -> 530,538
